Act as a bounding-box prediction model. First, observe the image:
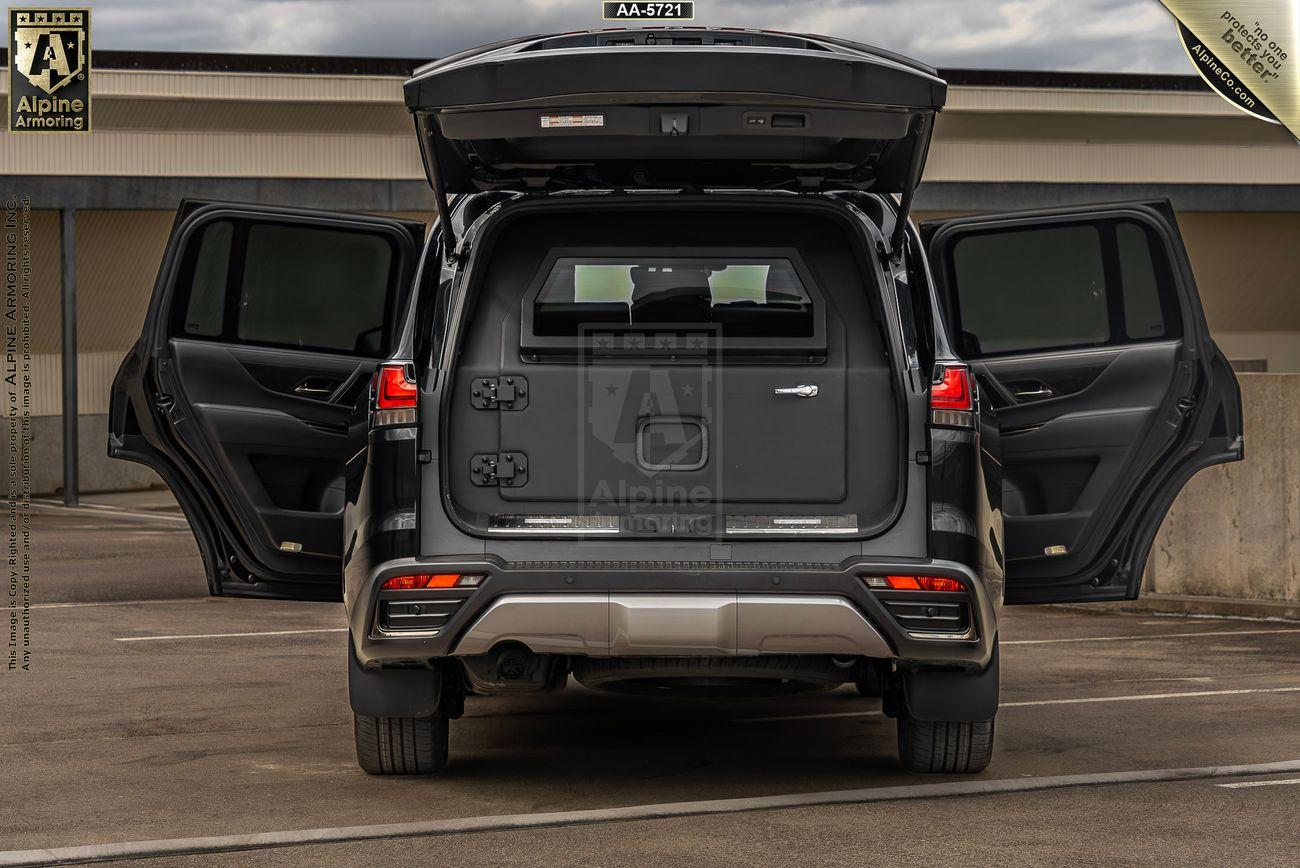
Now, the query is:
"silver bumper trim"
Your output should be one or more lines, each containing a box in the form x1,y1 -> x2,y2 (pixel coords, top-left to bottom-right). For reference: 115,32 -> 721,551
451,593 -> 893,658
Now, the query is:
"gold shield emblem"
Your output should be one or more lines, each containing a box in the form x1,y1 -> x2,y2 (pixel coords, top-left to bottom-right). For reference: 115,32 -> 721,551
12,9 -> 87,95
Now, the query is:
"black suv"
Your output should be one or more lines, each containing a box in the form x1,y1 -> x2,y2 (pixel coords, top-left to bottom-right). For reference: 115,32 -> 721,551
110,28 -> 1243,776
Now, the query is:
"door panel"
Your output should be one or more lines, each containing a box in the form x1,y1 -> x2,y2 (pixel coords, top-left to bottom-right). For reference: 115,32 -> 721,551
163,341 -> 369,566
986,343 -> 1178,562
109,201 -> 423,599
923,201 -> 1242,604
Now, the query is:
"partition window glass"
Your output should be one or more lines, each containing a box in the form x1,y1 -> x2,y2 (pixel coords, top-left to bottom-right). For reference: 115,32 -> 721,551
533,256 -> 814,338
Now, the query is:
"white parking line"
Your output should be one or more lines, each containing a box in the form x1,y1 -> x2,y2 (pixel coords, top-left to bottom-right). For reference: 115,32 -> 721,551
31,499 -> 189,524
736,685 -> 1300,723
1003,628 -> 1300,645
114,627 -> 347,642
3,759 -> 1298,866
34,598 -> 210,610
1215,777 -> 1300,789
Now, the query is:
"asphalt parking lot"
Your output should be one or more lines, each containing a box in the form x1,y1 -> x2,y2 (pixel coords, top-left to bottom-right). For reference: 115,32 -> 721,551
5,493 -> 1300,866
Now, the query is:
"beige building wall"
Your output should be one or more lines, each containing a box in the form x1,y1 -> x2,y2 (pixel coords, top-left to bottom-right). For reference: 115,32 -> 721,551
0,68 -> 423,180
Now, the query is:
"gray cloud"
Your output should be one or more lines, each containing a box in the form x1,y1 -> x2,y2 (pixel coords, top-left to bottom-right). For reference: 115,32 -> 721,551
81,0 -> 1190,72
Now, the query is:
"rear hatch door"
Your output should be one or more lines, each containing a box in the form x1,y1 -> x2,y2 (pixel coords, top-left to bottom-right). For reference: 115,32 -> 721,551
404,27 -> 946,194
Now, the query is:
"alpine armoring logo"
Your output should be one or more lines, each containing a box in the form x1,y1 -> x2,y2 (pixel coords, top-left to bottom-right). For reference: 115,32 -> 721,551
8,8 -> 91,132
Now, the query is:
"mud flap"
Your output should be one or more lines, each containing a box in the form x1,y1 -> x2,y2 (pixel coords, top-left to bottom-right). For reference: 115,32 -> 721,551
347,640 -> 443,718
902,641 -> 999,722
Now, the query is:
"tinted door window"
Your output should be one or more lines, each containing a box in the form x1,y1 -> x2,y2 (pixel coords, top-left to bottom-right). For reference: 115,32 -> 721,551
172,218 -> 398,356
947,219 -> 1177,358
181,219 -> 233,338
1117,221 -> 1168,341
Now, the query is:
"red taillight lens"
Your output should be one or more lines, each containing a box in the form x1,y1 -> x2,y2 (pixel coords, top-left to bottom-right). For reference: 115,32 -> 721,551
860,574 -> 966,593
376,363 -> 417,410
931,364 -> 972,411
381,573 -> 465,590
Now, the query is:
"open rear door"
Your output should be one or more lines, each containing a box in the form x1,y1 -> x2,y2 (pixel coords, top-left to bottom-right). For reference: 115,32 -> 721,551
109,202 -> 423,599
923,201 -> 1242,604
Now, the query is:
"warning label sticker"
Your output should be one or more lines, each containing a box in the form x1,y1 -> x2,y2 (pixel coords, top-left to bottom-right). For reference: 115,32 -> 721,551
540,114 -> 606,129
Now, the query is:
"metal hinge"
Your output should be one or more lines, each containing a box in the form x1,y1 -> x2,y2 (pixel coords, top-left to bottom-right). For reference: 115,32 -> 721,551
471,376 -> 529,411
470,452 -> 529,487
448,242 -> 471,266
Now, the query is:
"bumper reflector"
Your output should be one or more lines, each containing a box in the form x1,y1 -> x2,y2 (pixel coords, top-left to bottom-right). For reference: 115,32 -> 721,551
381,573 -> 484,590
860,574 -> 966,593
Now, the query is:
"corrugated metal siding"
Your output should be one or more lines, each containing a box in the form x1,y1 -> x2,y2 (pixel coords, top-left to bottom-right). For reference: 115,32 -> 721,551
76,211 -> 176,352
946,85 -> 1247,117
925,139 -> 1300,184
29,351 -> 122,416
1,68 -> 405,102
0,130 -> 424,179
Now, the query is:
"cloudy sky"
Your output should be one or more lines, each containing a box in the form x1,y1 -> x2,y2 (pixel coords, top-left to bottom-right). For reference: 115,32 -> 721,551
78,0 -> 1190,72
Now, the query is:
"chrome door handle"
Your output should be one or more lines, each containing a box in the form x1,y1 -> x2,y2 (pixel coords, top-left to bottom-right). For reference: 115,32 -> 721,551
294,382 -> 333,396
774,384 -> 818,398
1013,386 -> 1053,400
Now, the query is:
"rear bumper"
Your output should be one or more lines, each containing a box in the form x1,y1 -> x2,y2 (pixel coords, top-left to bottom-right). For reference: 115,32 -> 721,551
455,593 -> 893,658
349,557 -> 998,671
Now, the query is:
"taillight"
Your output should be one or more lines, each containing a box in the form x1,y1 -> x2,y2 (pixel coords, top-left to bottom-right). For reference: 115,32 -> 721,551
931,363 -> 971,410
860,574 -> 966,593
930,362 -> 974,427
381,573 -> 484,590
376,363 -> 417,409
372,362 -> 417,427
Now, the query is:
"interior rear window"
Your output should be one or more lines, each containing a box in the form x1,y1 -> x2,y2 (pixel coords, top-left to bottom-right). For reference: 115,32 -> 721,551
532,256 -> 813,338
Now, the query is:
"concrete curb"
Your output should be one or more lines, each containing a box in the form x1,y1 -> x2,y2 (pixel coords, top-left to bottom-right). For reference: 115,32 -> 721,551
1053,593 -> 1300,622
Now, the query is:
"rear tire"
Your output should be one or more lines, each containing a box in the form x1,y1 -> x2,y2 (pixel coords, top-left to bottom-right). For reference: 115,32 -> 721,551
354,712 -> 450,775
897,713 -> 994,774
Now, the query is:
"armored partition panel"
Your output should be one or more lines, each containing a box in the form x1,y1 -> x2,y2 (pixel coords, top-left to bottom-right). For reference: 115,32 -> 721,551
443,201 -> 904,541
